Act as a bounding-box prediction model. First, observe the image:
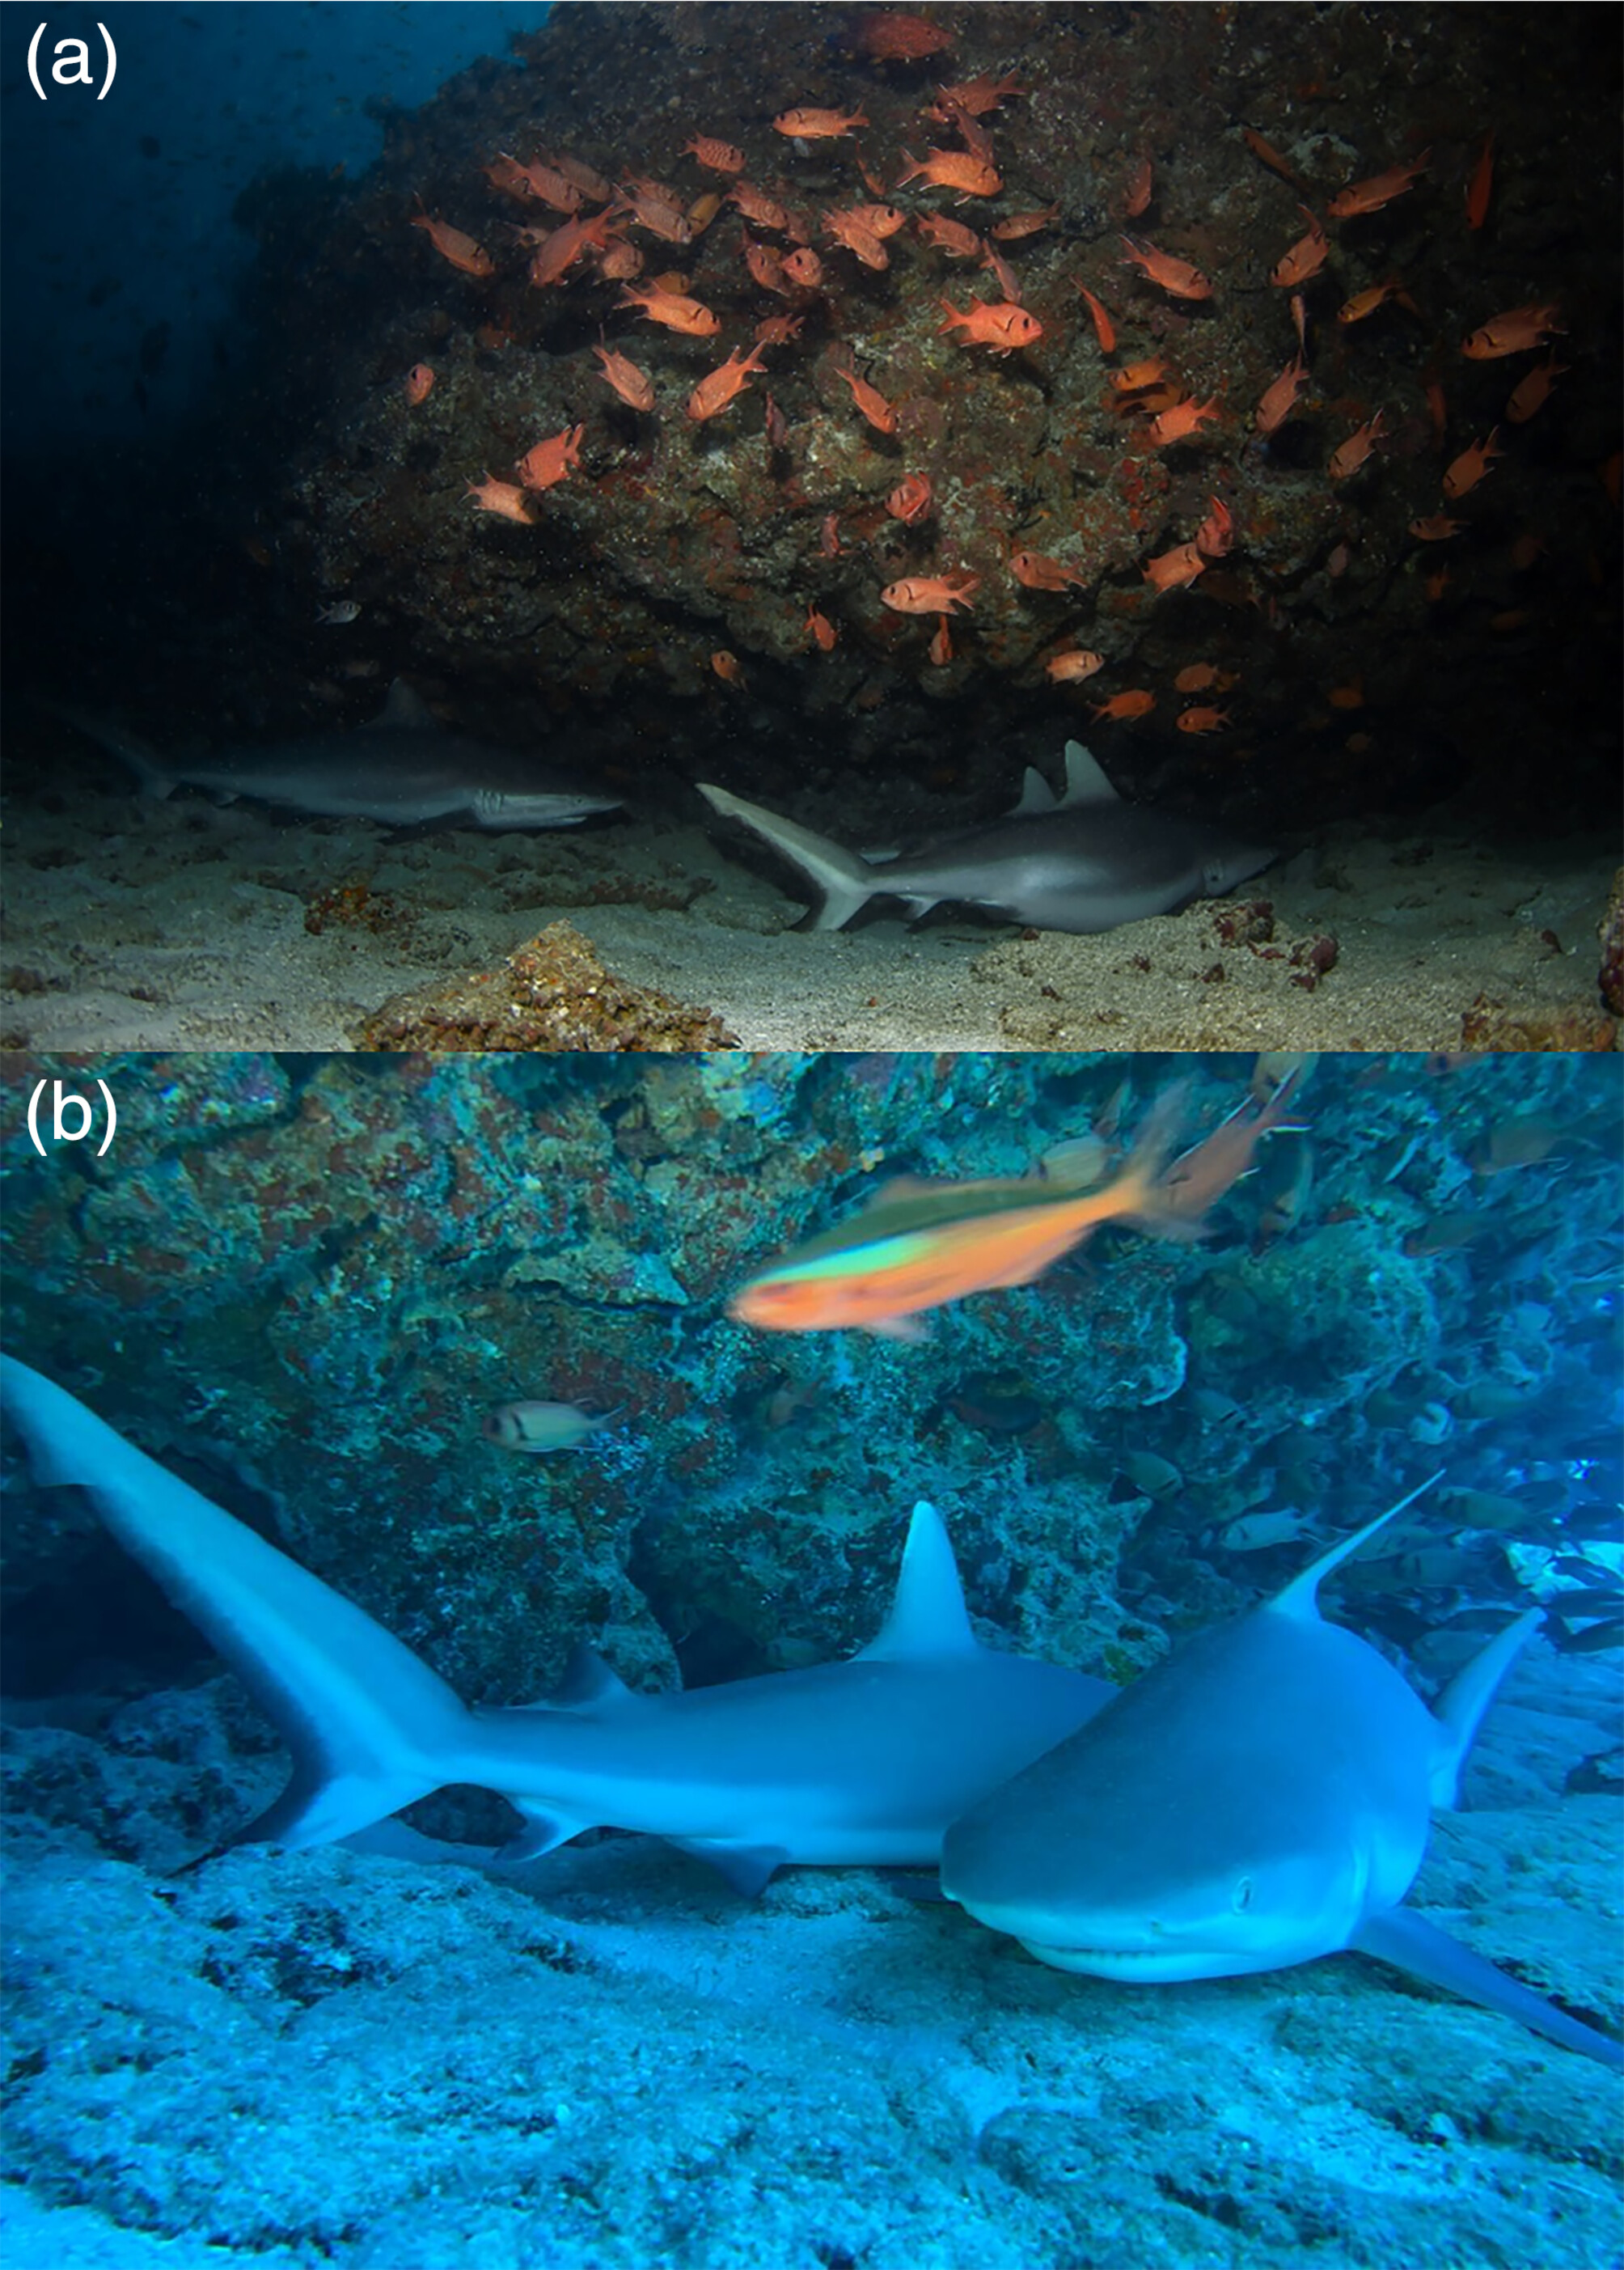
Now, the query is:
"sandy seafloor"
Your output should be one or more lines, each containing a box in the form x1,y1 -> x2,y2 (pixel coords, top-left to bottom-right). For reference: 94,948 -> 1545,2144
1,766 -> 1615,1052
2,1622 -> 1619,2270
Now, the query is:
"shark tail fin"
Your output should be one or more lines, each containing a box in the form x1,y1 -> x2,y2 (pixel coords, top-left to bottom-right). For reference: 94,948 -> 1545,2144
1428,1605 -> 1543,1808
36,699 -> 177,798
0,1357 -> 466,1853
698,782 -> 878,930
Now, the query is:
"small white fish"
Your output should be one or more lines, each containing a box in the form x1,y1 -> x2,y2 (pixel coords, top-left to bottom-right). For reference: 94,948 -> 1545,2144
316,599 -> 362,625
483,1400 -> 615,1455
1220,1508 -> 1313,1552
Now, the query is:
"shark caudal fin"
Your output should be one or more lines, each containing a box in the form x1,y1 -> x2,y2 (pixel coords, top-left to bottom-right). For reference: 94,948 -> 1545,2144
697,782 -> 879,930
36,698 -> 180,798
0,1357 -> 466,1851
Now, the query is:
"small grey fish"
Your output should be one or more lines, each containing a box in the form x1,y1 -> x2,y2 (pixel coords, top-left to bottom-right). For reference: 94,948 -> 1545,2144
315,599 -> 362,625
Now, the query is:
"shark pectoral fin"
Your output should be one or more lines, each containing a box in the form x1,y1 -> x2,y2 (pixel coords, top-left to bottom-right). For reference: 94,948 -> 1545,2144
667,1839 -> 789,1896
1351,1906 -> 1623,2069
496,1806 -> 594,1866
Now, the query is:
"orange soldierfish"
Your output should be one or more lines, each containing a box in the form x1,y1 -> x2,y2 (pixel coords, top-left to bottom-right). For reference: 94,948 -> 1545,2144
1328,411 -> 1386,481
1157,1069 -> 1305,1219
1461,301 -> 1564,359
774,106 -> 869,140
1505,354 -> 1568,424
466,472 -> 534,524
1255,353 -> 1309,435
728,1088 -> 1193,1337
824,209 -> 890,269
1241,126 -> 1309,193
1009,549 -> 1089,592
1110,358 -> 1169,394
833,363 -> 899,434
880,573 -> 979,616
1146,394 -> 1222,447
1046,649 -> 1105,683
686,342 -> 769,422
1142,540 -> 1207,592
859,11 -> 953,61
1326,148 -> 1432,218
928,614 -> 954,667
929,71 -> 1026,121
617,283 -> 721,336
731,181 -> 791,233
1122,155 -> 1154,218
938,297 -> 1043,353
1090,689 -> 1156,721
1337,278 -> 1418,325
683,134 -> 746,175
404,363 -> 435,407
1074,282 -> 1117,354
1119,236 -> 1213,301
992,205 -> 1060,242
1269,207 -> 1329,289
895,148 -> 1003,200
916,211 -> 983,258
1176,705 -> 1231,735
1442,427 -> 1504,500
410,211 -> 496,278
593,341 -> 655,411
805,604 -> 838,652
886,472 -> 934,523
1195,494 -> 1235,558
1465,130 -> 1495,231
516,423 -> 585,492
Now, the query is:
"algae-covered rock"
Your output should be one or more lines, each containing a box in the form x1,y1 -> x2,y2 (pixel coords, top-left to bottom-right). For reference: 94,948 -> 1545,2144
353,920 -> 738,1052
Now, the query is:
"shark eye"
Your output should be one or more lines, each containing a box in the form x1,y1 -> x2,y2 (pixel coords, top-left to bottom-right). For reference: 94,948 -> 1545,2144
1233,1876 -> 1254,1912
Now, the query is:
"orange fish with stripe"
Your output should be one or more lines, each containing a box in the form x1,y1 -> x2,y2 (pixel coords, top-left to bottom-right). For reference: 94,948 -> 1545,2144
729,1088 -> 1195,1337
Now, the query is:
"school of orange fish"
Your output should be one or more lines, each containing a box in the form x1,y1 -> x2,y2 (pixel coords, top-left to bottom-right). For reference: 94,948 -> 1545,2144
398,8 -> 1595,745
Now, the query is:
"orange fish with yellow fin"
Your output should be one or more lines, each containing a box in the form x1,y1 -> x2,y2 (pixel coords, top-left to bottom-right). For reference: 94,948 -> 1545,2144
729,1088 -> 1196,1338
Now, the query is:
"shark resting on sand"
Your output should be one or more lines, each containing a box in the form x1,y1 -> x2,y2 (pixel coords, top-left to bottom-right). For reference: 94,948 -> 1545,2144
699,740 -> 1273,934
41,680 -> 621,830
942,1475 -> 1622,2069
0,1358 -> 1109,1895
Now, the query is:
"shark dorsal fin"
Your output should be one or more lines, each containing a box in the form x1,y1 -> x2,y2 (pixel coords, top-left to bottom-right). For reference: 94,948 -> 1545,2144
857,1501 -> 979,1659
1060,741 -> 1119,806
1269,1471 -> 1446,1621
369,679 -> 437,732
1010,765 -> 1058,816
549,1641 -> 641,1710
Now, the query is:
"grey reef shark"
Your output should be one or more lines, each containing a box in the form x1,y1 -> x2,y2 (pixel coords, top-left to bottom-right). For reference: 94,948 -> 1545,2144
699,739 -> 1274,934
40,680 -> 621,830
942,1474 -> 1622,2070
0,1358 -> 1109,1896
5,1360 -> 1614,2067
